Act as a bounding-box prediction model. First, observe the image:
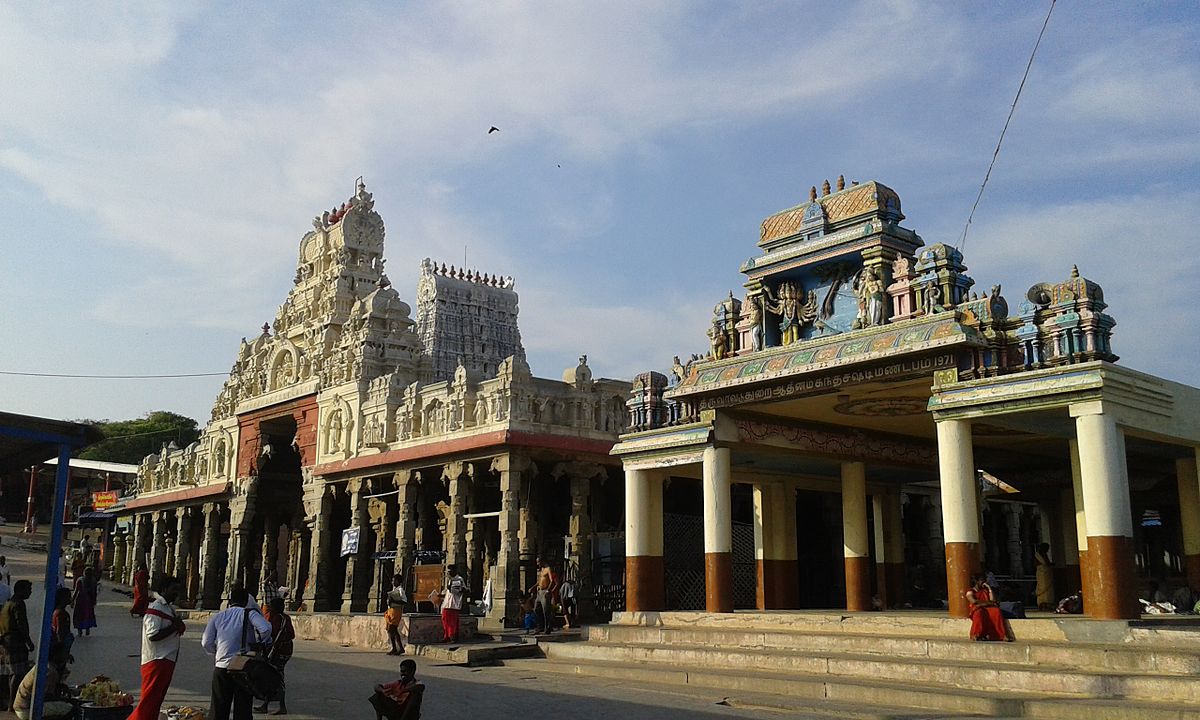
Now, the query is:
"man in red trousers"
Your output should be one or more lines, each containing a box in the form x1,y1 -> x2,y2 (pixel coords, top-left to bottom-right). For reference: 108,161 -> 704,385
130,575 -> 185,720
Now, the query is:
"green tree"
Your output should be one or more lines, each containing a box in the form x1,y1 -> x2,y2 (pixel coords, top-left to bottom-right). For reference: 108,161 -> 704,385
77,410 -> 201,465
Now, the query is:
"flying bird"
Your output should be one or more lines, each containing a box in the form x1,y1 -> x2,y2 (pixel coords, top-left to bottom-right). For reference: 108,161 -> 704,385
488,126 -> 500,134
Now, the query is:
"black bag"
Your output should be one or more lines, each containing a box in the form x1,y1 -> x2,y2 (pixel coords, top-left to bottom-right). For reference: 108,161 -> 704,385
226,608 -> 283,700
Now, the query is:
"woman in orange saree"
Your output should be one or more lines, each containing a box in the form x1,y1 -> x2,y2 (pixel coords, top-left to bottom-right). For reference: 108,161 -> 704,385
966,575 -> 1011,641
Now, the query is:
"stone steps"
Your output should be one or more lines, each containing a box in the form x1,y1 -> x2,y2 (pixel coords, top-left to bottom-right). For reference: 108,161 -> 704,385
587,623 -> 1200,674
545,638 -> 1200,703
505,655 -> 1200,720
515,612 -> 1200,718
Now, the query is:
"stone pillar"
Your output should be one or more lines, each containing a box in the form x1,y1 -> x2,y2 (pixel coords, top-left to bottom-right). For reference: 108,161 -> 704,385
841,462 -> 871,612
109,529 -> 127,583
198,503 -> 223,609
492,454 -> 531,624
702,446 -> 733,613
150,512 -> 169,577
303,484 -> 333,612
368,494 -> 394,613
937,419 -> 980,618
1073,408 -> 1138,619
394,471 -> 418,587
443,462 -> 469,573
518,473 -> 538,592
342,478 -> 370,614
164,528 -> 177,578
1004,503 -> 1023,577
260,514 -> 281,596
1177,453 -> 1200,589
173,508 -> 193,592
567,467 -> 598,612
625,468 -> 664,611
125,530 -> 139,584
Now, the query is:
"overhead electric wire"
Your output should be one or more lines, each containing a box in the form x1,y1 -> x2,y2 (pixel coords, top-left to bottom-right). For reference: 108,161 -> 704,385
0,370 -> 227,379
958,0 -> 1056,251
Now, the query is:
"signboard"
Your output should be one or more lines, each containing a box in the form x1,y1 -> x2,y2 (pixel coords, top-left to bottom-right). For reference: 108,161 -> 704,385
339,527 -> 360,557
91,491 -> 119,510
414,564 -> 445,608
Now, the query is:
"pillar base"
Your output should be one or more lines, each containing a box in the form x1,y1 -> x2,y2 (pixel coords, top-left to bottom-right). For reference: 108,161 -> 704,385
1087,535 -> 1139,620
705,552 -> 733,613
626,555 -> 665,612
844,556 -> 871,611
945,541 -> 980,618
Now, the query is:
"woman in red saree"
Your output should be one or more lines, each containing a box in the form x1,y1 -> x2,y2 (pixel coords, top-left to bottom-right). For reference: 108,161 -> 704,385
130,562 -> 150,617
966,575 -> 1011,641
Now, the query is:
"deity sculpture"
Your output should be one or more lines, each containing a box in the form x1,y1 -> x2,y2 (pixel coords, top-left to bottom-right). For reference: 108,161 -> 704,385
853,267 -> 888,329
328,411 -> 343,452
763,281 -> 817,345
744,294 -> 764,351
474,396 -> 490,425
707,322 -> 729,360
923,282 -> 944,315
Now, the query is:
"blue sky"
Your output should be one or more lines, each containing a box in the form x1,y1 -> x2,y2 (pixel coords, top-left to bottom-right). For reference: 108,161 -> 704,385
1,1 -> 1198,425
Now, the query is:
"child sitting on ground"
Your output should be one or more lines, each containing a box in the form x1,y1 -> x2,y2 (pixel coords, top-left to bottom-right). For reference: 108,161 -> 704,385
369,658 -> 424,720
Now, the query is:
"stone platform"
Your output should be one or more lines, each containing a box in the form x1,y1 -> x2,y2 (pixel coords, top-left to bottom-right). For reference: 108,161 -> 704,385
503,610 -> 1200,719
180,610 -> 478,651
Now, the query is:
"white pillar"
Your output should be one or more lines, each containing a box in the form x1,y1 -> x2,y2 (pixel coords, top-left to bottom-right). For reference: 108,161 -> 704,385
702,447 -> 732,612
936,418 -> 979,617
841,461 -> 870,611
1072,408 -> 1136,619
625,468 -> 664,611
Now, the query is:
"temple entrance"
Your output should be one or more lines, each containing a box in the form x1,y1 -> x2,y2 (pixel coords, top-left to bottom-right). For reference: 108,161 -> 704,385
795,489 -> 843,608
248,415 -> 305,599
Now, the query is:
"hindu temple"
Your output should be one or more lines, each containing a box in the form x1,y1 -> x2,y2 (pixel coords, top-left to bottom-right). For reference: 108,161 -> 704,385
110,181 -> 630,623
617,176 -> 1200,621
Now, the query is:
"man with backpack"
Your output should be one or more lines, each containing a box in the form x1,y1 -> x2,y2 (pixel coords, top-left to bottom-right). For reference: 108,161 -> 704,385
202,586 -> 272,720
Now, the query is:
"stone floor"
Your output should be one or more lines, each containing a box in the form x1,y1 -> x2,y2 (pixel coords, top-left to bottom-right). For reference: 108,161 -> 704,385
0,545 -> 1011,720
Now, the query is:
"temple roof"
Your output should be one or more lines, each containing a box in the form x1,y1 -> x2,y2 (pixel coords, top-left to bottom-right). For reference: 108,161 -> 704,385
759,180 -> 903,248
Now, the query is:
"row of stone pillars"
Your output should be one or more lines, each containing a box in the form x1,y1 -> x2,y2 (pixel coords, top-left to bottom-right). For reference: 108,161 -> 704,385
110,503 -> 226,609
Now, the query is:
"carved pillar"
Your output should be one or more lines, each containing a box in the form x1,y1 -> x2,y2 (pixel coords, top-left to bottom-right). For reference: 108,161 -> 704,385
394,471 -> 418,587
224,479 -> 257,604
342,477 -> 370,614
260,514 -> 280,596
368,492 -> 394,613
173,507 -> 193,595
150,511 -> 169,577
557,462 -> 602,615
303,483 -> 334,612
492,454 -> 531,624
443,462 -> 470,573
198,503 -> 223,609
164,526 -> 178,578
125,530 -> 139,584
109,529 -> 127,583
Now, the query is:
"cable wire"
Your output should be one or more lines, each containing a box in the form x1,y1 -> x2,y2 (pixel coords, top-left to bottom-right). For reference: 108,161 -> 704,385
0,370 -> 227,379
958,0 -> 1056,250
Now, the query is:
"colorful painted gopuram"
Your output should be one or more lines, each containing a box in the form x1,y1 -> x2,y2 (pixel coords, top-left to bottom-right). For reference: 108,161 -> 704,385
617,176 -> 1200,620
109,181 -> 630,623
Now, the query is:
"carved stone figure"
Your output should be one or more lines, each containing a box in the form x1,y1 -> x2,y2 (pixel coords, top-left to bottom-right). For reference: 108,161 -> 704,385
763,281 -> 816,345
744,294 -> 764,351
924,282 -> 944,315
854,267 -> 888,329
707,322 -> 728,359
328,411 -> 343,452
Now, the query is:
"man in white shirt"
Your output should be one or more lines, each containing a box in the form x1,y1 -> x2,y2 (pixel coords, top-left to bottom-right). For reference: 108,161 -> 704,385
202,586 -> 271,720
0,557 -> 11,587
129,575 -> 184,720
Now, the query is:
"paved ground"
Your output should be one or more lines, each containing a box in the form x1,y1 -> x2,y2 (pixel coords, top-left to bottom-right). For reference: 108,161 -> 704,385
0,544 -> 987,720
